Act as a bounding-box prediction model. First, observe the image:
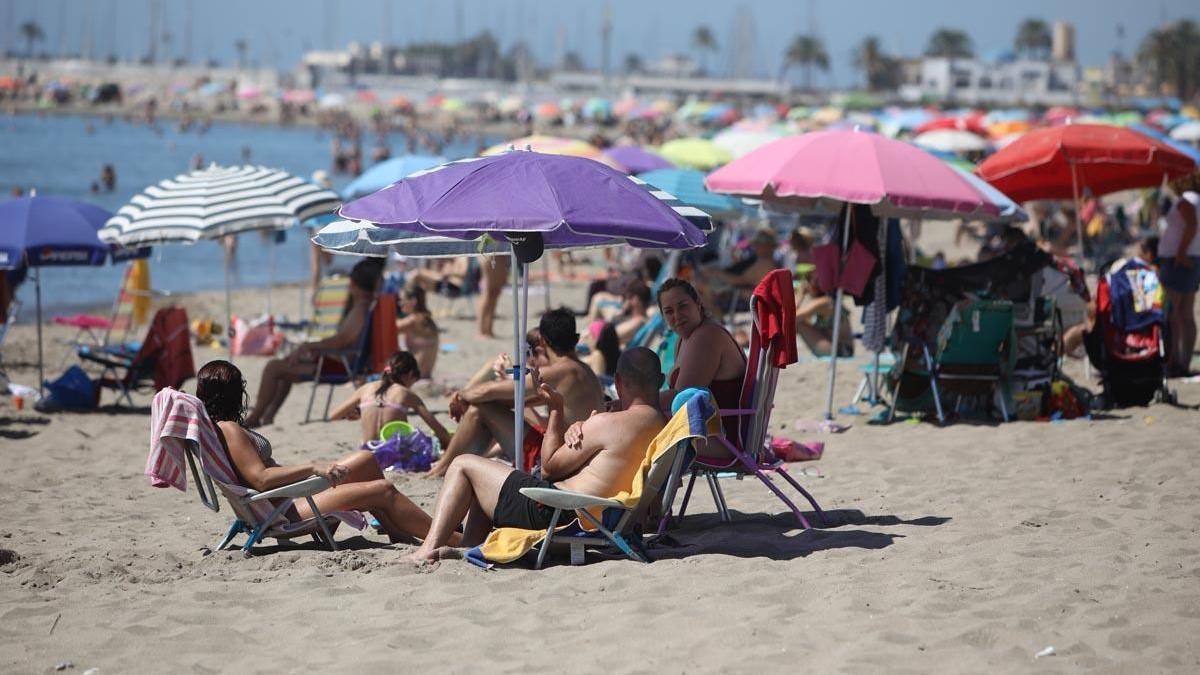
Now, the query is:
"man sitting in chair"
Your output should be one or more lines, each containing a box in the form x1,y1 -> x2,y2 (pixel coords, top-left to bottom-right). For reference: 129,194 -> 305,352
407,348 -> 667,563
427,308 -> 604,477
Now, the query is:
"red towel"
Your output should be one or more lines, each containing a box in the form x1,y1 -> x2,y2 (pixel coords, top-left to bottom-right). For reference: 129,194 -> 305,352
370,293 -> 399,374
137,307 -> 195,391
752,268 -> 798,368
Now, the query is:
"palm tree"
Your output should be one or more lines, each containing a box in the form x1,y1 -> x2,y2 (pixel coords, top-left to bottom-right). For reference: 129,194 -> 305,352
1137,20 -> 1200,100
1014,18 -> 1052,60
691,25 -> 718,75
924,28 -> 974,58
19,20 -> 45,58
234,38 -> 248,69
853,36 -> 898,91
781,34 -> 829,91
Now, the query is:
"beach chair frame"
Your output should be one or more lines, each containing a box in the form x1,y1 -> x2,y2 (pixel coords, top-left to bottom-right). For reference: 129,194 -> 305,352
668,293 -> 825,530
303,303 -> 376,423
0,299 -> 20,380
519,441 -> 690,569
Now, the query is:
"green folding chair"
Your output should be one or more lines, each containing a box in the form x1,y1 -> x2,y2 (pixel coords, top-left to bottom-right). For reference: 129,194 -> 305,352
889,300 -> 1016,424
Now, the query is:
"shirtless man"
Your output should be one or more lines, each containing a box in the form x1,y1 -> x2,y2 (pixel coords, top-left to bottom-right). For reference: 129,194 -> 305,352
427,308 -> 604,477
407,347 -> 667,562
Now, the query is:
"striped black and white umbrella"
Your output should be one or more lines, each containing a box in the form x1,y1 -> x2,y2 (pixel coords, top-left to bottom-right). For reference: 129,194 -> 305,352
99,164 -> 340,245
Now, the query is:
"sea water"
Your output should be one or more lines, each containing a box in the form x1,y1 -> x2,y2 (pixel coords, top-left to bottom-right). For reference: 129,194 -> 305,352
0,112 -> 495,318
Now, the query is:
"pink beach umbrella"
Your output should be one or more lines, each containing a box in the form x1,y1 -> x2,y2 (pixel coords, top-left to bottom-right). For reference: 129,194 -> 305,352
706,129 -> 999,420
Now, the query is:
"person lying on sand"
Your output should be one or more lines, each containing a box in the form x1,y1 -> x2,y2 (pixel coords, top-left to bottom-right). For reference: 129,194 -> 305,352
329,350 -> 452,446
427,308 -> 604,477
197,359 -> 451,546
407,348 -> 666,563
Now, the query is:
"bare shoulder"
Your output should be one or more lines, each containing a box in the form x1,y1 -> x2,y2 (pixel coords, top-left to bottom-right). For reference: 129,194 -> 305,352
216,420 -> 247,443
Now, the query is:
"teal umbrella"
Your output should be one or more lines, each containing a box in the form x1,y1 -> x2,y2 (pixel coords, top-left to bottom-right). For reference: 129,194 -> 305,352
638,168 -> 748,217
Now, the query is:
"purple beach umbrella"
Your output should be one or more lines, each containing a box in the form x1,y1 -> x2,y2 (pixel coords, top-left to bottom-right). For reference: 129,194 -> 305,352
603,145 -> 675,175
336,150 -> 709,470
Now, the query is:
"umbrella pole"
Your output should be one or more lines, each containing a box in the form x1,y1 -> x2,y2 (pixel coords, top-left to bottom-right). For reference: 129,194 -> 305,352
224,252 -> 234,359
34,268 -> 44,399
1070,161 -> 1085,270
266,236 -> 276,317
511,253 -> 525,471
543,255 -> 551,312
823,206 -> 853,421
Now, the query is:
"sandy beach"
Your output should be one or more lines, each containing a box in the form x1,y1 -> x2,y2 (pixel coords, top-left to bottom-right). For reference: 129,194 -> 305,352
2,234 -> 1199,674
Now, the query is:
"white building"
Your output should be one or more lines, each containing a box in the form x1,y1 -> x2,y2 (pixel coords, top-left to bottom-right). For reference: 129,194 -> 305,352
899,57 -> 1081,106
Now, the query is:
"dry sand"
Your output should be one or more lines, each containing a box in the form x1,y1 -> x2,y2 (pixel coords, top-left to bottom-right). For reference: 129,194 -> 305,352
2,242 -> 1199,674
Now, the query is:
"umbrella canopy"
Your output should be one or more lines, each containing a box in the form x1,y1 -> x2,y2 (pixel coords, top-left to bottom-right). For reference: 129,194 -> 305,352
338,152 -> 710,251
318,93 -> 347,109
945,164 -> 1028,223
975,124 -> 1197,203
658,138 -> 732,170
1170,121 -> 1200,143
638,168 -> 748,217
712,128 -> 787,158
0,195 -> 149,396
915,114 -> 987,136
0,196 -> 116,269
603,146 -> 674,174
1129,124 -> 1200,165
913,129 -> 992,153
533,101 -> 562,120
282,89 -> 316,104
99,164 -> 341,245
341,155 -> 447,200
483,135 -> 625,171
705,129 -> 999,220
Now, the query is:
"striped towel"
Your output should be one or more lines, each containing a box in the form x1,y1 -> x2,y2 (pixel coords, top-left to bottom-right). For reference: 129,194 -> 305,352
147,388 -> 364,531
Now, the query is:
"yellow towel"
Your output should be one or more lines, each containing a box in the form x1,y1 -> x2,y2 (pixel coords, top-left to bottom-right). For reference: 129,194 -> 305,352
478,398 -> 722,564
129,259 -> 151,326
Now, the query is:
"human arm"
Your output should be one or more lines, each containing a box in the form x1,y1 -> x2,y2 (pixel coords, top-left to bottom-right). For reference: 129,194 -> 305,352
1175,199 -> 1196,267
328,387 -> 363,421
394,314 -> 423,336
405,391 -> 452,448
217,422 -> 348,492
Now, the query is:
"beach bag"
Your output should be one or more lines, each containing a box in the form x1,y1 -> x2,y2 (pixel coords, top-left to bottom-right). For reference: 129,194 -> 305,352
811,243 -> 841,293
367,428 -> 435,473
230,314 -> 282,356
40,366 -> 98,410
838,239 -> 878,297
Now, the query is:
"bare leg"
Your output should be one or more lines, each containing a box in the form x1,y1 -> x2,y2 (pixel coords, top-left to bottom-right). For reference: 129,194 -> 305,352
309,243 -> 323,301
428,404 -> 493,477
477,255 -> 509,338
408,456 -> 512,561
294,479 -> 434,543
1178,291 -> 1197,373
796,321 -> 834,357
246,357 -> 313,426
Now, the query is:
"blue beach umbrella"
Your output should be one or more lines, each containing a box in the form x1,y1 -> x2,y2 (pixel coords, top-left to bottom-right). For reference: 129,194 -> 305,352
1129,124 -> 1200,165
638,168 -> 749,217
341,155 -> 446,200
0,195 -> 148,395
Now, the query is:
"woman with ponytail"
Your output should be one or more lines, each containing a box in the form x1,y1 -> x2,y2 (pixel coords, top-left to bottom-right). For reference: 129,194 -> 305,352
330,350 -> 452,446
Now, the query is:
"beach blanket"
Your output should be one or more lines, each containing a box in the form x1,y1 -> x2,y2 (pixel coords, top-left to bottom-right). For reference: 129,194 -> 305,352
474,390 -> 722,565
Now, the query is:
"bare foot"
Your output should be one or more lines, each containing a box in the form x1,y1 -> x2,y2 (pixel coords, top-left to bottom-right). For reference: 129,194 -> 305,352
403,545 -> 461,564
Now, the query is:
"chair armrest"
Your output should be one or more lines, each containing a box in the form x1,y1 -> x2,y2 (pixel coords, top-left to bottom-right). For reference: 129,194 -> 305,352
248,475 -> 331,501
519,487 -> 626,511
719,408 -> 757,417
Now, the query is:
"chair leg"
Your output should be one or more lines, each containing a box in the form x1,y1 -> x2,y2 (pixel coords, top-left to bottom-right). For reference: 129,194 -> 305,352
852,375 -> 868,406
534,508 -> 563,570
775,467 -> 825,527
305,496 -> 339,552
923,348 -> 946,424
705,472 -> 730,522
888,348 -> 909,423
304,379 -> 319,424
997,388 -> 1010,422
677,470 -> 698,524
578,510 -> 644,563
215,520 -> 243,551
322,382 -> 336,421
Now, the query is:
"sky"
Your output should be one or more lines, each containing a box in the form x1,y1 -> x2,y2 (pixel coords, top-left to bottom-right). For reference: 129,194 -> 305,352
3,0 -> 1197,87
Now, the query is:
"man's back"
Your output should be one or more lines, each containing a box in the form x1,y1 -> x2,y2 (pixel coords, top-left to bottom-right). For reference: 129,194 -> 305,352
546,355 -> 605,425
554,403 -> 665,497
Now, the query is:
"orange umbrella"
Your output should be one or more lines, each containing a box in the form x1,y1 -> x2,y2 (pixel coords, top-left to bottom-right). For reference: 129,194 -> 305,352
482,135 -> 626,171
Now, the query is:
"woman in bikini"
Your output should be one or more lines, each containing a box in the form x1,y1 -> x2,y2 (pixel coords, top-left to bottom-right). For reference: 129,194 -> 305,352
197,359 -> 447,545
395,285 -> 440,379
655,278 -> 747,459
330,351 -> 452,446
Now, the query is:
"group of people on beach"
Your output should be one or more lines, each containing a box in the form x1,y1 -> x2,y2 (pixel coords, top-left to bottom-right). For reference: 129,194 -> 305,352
194,249 -> 767,561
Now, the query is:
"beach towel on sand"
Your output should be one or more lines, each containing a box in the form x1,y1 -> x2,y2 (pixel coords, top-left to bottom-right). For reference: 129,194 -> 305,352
475,391 -> 722,564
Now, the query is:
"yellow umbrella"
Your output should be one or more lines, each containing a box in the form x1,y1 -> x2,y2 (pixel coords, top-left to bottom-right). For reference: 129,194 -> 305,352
657,137 -> 732,170
482,135 -> 626,171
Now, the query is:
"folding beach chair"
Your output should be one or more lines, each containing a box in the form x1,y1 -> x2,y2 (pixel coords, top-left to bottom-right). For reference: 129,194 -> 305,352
670,270 -> 826,530
465,390 -> 719,569
278,274 -> 350,349
61,261 -> 158,353
887,300 -> 1016,424
302,302 -> 376,423
148,388 -> 363,556
86,306 -> 195,406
